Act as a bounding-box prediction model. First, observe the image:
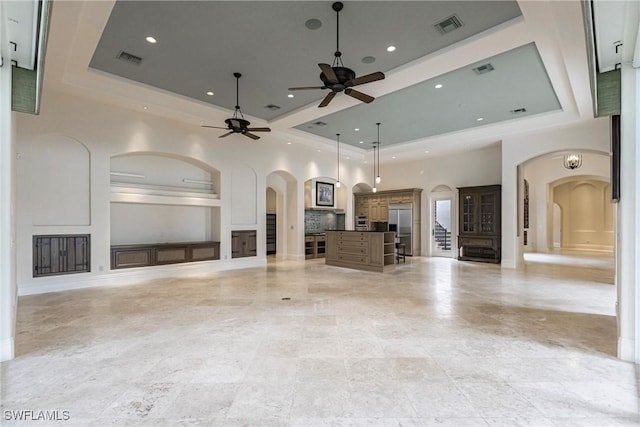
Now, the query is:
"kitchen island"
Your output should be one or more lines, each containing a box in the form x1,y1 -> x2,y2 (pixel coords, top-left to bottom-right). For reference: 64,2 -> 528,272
325,231 -> 395,272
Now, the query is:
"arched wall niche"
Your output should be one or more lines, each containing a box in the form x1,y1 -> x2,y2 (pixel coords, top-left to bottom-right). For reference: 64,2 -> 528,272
304,177 -> 346,210
109,152 -> 222,245
27,135 -> 91,226
110,151 -> 221,196
547,175 -> 613,251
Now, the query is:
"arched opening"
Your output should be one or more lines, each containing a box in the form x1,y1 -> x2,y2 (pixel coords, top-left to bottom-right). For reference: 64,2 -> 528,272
547,176 -> 613,253
429,184 -> 455,258
267,170 -> 299,260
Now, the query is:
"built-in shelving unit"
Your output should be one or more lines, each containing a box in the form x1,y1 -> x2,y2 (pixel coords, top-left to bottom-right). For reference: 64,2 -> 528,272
305,234 -> 326,259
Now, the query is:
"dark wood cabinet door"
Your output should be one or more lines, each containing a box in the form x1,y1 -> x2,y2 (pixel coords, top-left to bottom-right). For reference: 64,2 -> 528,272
232,230 -> 257,258
33,234 -> 90,277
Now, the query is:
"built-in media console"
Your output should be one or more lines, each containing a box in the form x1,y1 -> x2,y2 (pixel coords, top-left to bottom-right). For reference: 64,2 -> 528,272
111,241 -> 220,269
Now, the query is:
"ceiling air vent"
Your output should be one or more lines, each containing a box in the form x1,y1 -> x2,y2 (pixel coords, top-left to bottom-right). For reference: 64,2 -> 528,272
264,104 -> 281,110
473,63 -> 494,75
313,121 -> 327,126
434,14 -> 463,34
510,108 -> 527,114
116,51 -> 142,66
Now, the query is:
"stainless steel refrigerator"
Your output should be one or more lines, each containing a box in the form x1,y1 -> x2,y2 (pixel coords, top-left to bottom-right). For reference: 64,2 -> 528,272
388,204 -> 413,255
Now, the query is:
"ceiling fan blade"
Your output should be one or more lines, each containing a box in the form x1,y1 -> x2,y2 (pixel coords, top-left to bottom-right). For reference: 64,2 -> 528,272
318,91 -> 336,108
219,131 -> 234,138
202,125 -> 228,129
344,88 -> 374,104
243,132 -> 260,140
348,71 -> 385,87
318,63 -> 338,83
247,127 -> 271,132
288,86 -> 324,91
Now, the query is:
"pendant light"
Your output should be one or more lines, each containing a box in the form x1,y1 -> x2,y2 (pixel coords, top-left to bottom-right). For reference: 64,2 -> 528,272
335,133 -> 341,188
375,122 -> 382,184
372,142 -> 377,193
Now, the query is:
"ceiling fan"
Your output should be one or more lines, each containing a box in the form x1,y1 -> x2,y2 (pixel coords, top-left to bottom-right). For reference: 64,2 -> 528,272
202,72 -> 271,140
288,1 -> 385,108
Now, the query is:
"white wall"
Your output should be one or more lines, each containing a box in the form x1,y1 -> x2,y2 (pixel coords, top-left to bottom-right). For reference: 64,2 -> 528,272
14,90 -> 373,294
110,204 -> 216,244
0,2 -> 17,361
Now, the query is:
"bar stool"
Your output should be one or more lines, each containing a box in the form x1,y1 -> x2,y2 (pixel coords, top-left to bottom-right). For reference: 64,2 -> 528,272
396,243 -> 406,263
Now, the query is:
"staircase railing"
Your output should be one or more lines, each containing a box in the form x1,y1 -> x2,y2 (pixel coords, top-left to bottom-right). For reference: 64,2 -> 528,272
434,221 -> 451,250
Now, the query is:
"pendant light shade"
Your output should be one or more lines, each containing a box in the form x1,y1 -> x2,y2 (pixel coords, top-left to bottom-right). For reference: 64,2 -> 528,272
375,122 -> 382,184
335,133 -> 341,188
372,141 -> 377,192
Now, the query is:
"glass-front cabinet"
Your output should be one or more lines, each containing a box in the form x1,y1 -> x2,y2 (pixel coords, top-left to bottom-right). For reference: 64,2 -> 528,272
457,185 -> 501,263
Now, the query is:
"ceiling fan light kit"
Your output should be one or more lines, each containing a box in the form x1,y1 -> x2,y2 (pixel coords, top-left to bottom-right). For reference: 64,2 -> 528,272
201,72 -> 271,140
288,1 -> 385,108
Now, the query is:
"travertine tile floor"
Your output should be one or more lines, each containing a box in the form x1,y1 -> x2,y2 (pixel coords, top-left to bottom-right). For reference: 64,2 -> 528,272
1,253 -> 639,426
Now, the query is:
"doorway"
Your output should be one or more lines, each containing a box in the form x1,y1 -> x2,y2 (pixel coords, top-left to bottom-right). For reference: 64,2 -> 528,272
432,197 -> 454,257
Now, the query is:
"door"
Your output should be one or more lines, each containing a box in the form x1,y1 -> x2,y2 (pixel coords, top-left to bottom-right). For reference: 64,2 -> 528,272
432,197 -> 454,257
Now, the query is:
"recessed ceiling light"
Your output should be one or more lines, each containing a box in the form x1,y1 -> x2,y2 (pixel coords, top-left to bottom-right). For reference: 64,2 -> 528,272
317,150 -> 321,152
435,84 -> 443,89
354,128 -> 359,131
287,94 -> 294,98
287,142 -> 292,145
346,156 -> 350,160
206,91 -> 214,96
392,156 -> 396,159
305,18 -> 322,30
362,56 -> 376,64
145,36 -> 157,44
386,45 -> 396,52
359,141 -> 364,144
425,150 -> 430,153
142,106 -> 148,110
477,117 -> 484,121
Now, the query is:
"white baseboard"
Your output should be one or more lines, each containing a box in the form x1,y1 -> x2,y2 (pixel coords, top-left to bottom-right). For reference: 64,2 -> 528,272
0,337 -> 14,362
618,337 -> 638,363
18,258 -> 266,296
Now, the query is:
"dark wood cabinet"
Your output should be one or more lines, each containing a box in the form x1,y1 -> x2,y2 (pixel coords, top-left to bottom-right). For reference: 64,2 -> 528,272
232,230 -> 257,258
111,241 -> 220,269
33,234 -> 90,277
458,185 -> 501,263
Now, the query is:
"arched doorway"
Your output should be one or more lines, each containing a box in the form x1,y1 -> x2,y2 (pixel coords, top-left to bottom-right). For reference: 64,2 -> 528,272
429,184 -> 455,258
266,170 -> 299,260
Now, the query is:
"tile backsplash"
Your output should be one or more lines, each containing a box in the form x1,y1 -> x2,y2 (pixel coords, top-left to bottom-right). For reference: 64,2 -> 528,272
305,210 -> 345,234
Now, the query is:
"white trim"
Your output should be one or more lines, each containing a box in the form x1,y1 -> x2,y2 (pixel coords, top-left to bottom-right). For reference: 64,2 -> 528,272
18,258 -> 265,296
0,337 -> 14,362
618,336 -> 637,362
